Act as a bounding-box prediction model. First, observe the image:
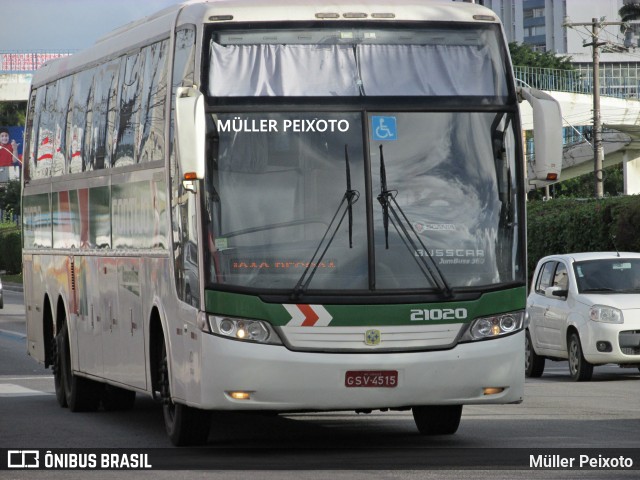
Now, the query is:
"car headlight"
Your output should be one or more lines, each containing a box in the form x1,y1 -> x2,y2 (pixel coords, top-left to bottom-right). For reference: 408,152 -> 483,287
589,305 -> 623,324
460,311 -> 525,342
207,315 -> 283,345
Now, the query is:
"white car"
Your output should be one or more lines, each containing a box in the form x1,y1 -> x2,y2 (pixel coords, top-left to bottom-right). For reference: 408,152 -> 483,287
526,252 -> 640,381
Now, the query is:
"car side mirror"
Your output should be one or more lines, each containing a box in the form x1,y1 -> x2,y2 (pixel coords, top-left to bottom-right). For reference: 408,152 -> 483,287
545,286 -> 567,299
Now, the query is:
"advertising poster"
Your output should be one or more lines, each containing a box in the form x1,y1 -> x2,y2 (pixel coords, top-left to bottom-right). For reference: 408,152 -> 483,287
0,125 -> 23,167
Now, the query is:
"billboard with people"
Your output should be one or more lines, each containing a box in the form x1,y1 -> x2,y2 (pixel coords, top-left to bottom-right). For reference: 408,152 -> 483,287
0,126 -> 23,167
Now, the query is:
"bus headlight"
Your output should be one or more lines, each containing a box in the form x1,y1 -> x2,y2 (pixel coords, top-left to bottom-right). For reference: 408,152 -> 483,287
207,315 -> 283,345
460,311 -> 525,342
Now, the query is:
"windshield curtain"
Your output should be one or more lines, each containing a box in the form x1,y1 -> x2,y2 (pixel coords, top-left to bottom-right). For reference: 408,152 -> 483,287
202,111 -> 522,293
208,26 -> 507,97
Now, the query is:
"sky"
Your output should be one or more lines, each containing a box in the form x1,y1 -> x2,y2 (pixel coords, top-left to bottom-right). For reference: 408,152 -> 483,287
1,0 -> 184,52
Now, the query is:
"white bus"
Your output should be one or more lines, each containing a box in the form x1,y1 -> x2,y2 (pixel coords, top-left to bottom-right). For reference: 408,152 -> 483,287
22,0 -> 562,445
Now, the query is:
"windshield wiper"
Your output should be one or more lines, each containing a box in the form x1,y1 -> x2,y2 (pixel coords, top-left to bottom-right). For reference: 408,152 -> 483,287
376,145 -> 453,298
291,145 -> 360,300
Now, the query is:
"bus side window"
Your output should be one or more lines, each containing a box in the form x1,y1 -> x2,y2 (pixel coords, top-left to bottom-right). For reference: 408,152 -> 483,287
138,39 -> 168,163
170,26 -> 198,306
114,52 -> 143,167
71,69 -> 94,174
24,89 -> 37,183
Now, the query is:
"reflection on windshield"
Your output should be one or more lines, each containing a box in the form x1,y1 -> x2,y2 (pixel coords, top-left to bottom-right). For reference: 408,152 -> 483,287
575,259 -> 640,293
203,111 -> 522,294
370,112 -> 520,289
204,112 -> 369,291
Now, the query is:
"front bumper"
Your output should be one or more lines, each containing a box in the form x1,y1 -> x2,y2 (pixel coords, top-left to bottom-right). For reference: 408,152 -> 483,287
192,330 -> 525,411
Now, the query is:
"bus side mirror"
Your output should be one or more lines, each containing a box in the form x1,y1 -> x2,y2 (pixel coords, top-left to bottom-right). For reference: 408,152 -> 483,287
175,86 -> 205,192
518,87 -> 562,183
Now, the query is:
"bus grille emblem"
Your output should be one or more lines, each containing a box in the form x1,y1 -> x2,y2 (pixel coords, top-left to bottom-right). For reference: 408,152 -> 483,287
365,329 -> 381,346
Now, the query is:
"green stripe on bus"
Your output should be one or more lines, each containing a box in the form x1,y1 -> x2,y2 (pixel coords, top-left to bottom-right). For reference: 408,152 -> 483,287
204,287 -> 526,327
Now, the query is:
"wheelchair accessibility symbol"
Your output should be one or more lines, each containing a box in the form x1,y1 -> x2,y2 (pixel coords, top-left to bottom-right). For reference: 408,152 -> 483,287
372,116 -> 397,141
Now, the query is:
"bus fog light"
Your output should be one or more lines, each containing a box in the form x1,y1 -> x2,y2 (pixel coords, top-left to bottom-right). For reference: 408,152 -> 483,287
228,391 -> 252,400
483,387 -> 504,395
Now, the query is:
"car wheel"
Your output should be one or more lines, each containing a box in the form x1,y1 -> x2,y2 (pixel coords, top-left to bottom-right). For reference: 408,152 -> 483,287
568,332 -> 593,382
412,405 -> 462,435
525,330 -> 545,378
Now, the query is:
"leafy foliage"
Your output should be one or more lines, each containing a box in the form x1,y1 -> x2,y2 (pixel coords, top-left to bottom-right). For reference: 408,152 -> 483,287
0,179 -> 21,216
0,227 -> 21,274
528,164 -> 624,200
508,42 -> 575,70
0,102 -> 27,126
527,196 -> 640,282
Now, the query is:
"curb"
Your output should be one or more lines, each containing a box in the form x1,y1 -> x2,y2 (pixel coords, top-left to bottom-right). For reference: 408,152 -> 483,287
2,282 -> 24,292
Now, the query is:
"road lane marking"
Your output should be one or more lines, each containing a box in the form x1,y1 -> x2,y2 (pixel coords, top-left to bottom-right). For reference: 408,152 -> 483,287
0,329 -> 27,341
0,383 -> 53,397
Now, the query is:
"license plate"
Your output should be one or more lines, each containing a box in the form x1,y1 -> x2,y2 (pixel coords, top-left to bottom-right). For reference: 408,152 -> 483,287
345,370 -> 398,388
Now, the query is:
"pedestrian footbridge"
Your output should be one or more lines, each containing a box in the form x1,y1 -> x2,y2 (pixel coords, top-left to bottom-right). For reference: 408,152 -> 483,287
516,66 -> 640,194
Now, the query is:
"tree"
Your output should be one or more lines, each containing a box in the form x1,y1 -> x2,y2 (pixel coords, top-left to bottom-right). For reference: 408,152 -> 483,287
619,2 -> 640,46
528,164 -> 624,200
0,179 -> 21,218
0,102 -> 27,126
619,2 -> 640,24
509,42 -> 575,71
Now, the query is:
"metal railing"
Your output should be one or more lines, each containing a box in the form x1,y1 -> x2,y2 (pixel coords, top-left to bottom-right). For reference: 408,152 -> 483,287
514,65 -> 640,99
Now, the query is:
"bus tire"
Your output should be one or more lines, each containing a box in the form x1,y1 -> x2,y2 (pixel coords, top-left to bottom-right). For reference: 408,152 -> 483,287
158,336 -> 211,446
525,330 -> 545,378
412,405 -> 462,435
102,385 -> 136,411
60,321 -> 102,412
52,328 -> 67,408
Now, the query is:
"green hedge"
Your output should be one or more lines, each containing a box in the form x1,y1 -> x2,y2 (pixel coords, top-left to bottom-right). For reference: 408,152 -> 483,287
527,196 -> 640,277
0,227 -> 21,274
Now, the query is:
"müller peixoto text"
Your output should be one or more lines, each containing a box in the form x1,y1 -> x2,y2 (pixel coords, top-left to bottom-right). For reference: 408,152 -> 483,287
530,454 -> 634,469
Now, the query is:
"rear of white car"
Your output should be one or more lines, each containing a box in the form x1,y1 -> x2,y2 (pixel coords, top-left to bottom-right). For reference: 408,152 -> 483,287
526,252 -> 640,381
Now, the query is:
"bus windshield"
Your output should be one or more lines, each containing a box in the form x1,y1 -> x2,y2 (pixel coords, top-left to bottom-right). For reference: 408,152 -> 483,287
203,111 -> 521,294
202,24 -> 521,295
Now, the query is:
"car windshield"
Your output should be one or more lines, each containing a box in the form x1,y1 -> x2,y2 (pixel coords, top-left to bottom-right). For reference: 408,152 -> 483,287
574,259 -> 640,293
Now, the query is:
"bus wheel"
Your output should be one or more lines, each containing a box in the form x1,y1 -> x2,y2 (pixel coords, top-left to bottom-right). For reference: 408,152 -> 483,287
60,321 -> 102,412
52,329 -> 67,408
412,405 -> 462,435
102,385 -> 136,411
525,330 -> 545,378
158,338 -> 211,446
